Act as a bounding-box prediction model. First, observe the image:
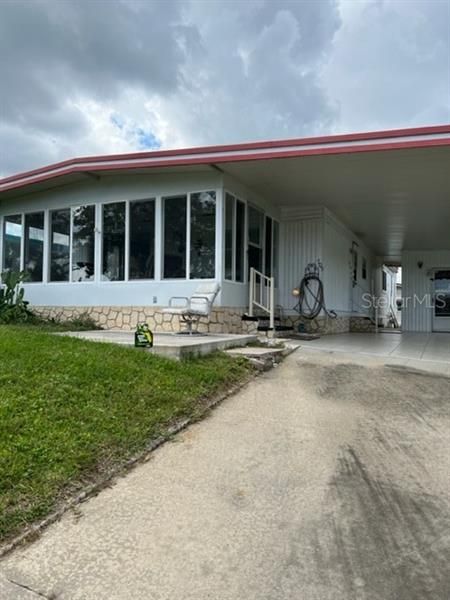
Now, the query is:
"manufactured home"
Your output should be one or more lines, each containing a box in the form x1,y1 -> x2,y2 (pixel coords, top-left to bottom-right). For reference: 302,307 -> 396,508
1,125 -> 449,335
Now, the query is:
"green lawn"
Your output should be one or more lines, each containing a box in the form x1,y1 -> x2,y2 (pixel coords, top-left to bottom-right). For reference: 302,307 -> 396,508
0,326 -> 250,542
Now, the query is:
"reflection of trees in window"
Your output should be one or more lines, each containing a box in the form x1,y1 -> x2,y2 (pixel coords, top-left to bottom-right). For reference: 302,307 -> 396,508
24,212 -> 44,282
190,191 -> 216,279
102,202 -> 125,281
163,195 -> 187,279
72,205 -> 95,282
50,209 -> 70,282
129,200 -> 155,280
3,215 -> 22,272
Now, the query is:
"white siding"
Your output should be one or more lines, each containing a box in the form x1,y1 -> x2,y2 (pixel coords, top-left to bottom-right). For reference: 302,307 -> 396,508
322,211 -> 374,316
278,210 -> 323,311
402,250 -> 450,332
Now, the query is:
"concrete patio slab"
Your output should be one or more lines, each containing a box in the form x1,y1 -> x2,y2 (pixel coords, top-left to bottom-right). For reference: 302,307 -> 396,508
58,330 -> 257,360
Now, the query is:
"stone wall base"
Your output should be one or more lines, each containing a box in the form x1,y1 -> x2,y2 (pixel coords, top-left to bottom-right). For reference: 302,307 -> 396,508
281,315 -> 350,335
32,305 -> 258,335
349,316 -> 376,333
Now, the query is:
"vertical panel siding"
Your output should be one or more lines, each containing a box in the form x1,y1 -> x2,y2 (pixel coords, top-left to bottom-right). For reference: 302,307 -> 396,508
322,213 -> 374,315
278,218 -> 323,310
402,250 -> 450,332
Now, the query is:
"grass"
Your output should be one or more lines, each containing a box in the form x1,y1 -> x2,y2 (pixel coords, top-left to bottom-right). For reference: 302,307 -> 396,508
0,325 -> 250,543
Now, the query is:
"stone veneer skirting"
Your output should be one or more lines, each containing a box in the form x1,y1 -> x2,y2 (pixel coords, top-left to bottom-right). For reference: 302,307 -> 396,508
32,305 -> 259,335
282,315 -> 350,335
32,306 -> 375,336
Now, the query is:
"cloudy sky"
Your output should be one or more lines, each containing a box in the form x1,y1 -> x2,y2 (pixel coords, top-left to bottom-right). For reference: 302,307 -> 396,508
0,0 -> 449,177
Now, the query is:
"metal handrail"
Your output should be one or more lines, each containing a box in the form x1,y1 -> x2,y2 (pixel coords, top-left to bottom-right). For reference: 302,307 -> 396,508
249,267 -> 275,329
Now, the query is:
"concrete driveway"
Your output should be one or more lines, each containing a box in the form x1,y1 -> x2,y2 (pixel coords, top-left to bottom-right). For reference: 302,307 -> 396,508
1,349 -> 450,600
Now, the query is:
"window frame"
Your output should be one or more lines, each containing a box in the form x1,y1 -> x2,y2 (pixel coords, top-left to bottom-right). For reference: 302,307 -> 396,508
70,204 -> 97,284
223,191 -> 247,284
162,189 -> 218,281
49,207 -> 71,283
1,187 -> 219,286
2,213 -> 24,274
24,211 -> 45,283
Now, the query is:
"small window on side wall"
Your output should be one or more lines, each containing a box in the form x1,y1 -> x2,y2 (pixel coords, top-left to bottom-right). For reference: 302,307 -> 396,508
382,270 -> 387,291
362,257 -> 367,280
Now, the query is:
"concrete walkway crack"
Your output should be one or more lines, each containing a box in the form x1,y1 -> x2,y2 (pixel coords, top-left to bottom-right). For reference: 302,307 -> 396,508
6,577 -> 54,599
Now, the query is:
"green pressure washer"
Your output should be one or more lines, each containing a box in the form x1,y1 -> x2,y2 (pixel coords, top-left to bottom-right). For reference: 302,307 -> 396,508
134,323 -> 154,348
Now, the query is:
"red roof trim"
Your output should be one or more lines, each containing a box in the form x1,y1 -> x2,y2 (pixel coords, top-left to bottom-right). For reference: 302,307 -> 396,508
2,136 -> 450,194
2,123 -> 450,183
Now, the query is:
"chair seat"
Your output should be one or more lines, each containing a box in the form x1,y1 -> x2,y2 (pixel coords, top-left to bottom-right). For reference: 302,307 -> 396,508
161,307 -> 208,317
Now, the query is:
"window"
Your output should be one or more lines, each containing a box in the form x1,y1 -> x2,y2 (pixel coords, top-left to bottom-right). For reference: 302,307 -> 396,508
3,215 -> 22,272
190,191 -> 216,279
50,209 -> 70,282
248,205 -> 263,274
248,205 -> 263,246
224,194 -> 245,282
224,194 -> 234,280
352,248 -> 358,283
382,270 -> 387,291
265,216 -> 273,277
24,212 -> 44,282
163,195 -> 187,278
362,257 -> 367,280
272,220 -> 279,284
102,202 -> 125,281
235,200 -> 245,282
72,205 -> 95,282
129,199 -> 155,279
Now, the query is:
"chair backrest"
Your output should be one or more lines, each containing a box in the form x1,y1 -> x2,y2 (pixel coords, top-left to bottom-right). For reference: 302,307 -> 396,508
190,282 -> 220,316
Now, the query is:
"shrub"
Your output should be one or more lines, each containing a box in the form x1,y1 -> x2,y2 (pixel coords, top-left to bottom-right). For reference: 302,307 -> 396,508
0,271 -> 33,323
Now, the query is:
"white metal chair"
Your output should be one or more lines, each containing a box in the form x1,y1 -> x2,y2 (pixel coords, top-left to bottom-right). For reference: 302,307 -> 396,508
162,282 -> 220,334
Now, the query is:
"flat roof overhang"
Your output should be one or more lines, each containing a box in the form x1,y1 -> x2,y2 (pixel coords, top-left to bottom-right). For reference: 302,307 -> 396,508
1,124 -> 450,262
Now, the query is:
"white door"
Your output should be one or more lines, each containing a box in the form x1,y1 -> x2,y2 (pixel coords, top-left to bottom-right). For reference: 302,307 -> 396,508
433,270 -> 450,332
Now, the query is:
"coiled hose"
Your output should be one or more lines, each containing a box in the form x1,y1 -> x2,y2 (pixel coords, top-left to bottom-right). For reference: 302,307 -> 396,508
294,273 -> 337,320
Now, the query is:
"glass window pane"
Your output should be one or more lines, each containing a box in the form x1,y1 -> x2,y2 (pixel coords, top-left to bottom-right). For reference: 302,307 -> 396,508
265,216 -> 272,277
129,200 -> 155,280
273,221 -> 279,285
190,191 -> 216,279
3,215 -> 22,272
50,209 -> 70,282
102,202 -> 125,281
72,205 -> 95,282
163,195 -> 187,279
225,193 -> 234,280
248,206 -> 263,246
235,200 -> 245,282
24,212 -> 44,282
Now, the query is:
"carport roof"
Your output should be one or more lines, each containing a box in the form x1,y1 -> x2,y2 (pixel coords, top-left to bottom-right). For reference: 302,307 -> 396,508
1,124 -> 450,261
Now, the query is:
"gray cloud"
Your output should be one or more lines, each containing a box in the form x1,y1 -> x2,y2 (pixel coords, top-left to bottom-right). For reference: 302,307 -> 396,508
0,0 -> 448,177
